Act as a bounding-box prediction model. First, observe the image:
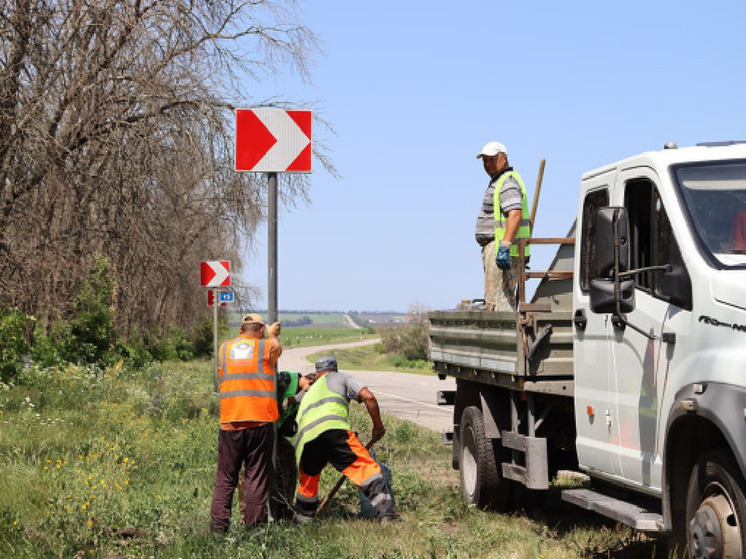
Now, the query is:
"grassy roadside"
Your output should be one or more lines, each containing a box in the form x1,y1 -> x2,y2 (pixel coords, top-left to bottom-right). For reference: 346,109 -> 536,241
0,359 -> 675,558
306,342 -> 431,375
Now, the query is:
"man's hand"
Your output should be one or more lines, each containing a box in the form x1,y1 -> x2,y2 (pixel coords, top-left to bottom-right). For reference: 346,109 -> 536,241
496,244 -> 511,270
266,322 -> 281,337
371,425 -> 386,444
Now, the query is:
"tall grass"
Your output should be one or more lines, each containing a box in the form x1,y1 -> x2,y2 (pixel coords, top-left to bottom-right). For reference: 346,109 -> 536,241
1,360 -> 676,558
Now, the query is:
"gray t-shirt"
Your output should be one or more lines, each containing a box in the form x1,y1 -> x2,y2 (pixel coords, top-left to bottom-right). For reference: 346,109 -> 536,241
324,371 -> 365,402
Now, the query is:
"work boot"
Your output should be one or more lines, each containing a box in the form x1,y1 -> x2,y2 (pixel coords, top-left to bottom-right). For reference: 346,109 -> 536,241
380,513 -> 401,524
293,512 -> 314,525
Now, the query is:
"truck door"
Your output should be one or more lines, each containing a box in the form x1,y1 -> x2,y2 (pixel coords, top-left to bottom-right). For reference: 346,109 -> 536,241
573,182 -> 622,476
612,168 -> 692,489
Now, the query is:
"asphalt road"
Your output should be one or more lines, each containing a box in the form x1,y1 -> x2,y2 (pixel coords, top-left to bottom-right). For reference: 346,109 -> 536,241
279,339 -> 456,434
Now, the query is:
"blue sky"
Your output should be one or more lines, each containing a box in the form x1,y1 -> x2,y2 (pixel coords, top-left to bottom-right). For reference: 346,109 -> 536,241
241,1 -> 746,312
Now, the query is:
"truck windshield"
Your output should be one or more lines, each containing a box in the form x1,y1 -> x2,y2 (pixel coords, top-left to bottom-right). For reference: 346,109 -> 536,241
673,160 -> 746,267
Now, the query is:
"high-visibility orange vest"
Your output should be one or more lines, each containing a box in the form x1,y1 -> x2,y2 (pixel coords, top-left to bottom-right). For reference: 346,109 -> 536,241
218,334 -> 278,424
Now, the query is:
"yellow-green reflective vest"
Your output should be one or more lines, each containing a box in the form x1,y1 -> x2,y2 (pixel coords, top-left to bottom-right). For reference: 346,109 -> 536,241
493,170 -> 531,257
294,374 -> 351,466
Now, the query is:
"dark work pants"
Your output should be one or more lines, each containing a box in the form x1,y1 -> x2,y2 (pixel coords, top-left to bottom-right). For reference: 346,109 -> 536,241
210,423 -> 274,531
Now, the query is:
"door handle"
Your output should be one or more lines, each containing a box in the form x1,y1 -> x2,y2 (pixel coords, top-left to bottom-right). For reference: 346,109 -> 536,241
573,309 -> 587,331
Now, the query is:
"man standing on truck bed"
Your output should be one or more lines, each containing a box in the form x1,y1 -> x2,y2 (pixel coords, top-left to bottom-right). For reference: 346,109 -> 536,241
475,141 -> 531,311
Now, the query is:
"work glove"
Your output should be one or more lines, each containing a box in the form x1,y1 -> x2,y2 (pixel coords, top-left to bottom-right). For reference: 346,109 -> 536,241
496,244 -> 511,270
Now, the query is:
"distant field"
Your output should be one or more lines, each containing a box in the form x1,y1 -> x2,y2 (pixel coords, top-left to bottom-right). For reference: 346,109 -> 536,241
281,328 -> 377,349
227,311 -> 409,330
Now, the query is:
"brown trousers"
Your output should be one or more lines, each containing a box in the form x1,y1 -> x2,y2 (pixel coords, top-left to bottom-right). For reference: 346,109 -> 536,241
210,423 -> 273,531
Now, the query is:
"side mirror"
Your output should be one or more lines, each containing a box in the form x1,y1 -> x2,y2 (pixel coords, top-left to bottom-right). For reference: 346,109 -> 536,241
589,278 -> 635,314
595,207 -> 630,278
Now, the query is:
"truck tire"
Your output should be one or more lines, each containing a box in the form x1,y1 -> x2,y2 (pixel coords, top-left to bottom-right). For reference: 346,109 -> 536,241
459,406 -> 511,511
686,448 -> 746,559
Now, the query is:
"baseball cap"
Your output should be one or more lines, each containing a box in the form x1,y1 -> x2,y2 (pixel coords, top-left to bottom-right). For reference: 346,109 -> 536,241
241,313 -> 265,326
476,141 -> 507,159
315,356 -> 338,373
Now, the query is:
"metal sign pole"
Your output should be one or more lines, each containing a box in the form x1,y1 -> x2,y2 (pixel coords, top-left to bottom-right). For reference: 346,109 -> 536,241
213,288 -> 219,393
267,171 -> 280,520
268,172 -> 278,324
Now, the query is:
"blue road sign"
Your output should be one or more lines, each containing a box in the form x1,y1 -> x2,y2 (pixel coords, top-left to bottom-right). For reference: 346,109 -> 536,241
219,291 -> 234,303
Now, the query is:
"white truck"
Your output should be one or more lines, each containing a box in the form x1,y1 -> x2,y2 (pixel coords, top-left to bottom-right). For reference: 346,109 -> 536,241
429,142 -> 746,559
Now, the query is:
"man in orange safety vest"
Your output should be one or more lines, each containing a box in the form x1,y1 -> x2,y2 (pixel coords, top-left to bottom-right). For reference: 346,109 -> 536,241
209,313 -> 282,532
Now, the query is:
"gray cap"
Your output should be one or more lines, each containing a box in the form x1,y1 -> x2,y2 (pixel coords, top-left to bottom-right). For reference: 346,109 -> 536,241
315,356 -> 338,373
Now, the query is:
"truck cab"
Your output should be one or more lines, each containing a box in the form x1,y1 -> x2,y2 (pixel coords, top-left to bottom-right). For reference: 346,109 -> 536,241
429,142 -> 746,559
574,142 -> 746,555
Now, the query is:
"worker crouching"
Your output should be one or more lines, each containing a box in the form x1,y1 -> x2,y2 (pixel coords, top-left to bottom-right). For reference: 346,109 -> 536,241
293,356 -> 399,523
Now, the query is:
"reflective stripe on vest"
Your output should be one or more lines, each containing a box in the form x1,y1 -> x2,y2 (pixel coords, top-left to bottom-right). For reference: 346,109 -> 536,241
294,375 -> 351,465
493,170 -> 531,257
218,335 -> 278,423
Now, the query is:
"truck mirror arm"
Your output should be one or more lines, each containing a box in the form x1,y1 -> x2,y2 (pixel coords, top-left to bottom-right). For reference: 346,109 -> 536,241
613,299 -> 656,340
610,221 -> 660,341
617,264 -> 673,279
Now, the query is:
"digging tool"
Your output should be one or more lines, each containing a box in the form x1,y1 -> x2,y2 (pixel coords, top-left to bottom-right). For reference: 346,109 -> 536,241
315,438 -> 376,517
530,158 -> 546,235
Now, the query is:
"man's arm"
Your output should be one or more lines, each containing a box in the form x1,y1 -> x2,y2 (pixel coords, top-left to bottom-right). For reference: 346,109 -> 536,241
358,387 -> 386,443
503,208 -> 522,245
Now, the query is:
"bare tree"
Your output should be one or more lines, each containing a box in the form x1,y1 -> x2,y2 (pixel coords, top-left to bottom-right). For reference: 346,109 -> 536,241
0,0 -> 321,341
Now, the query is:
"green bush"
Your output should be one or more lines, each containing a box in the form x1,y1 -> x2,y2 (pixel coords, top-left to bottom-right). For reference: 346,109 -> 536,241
0,307 -> 32,383
30,255 -> 118,370
30,325 -> 65,367
379,324 -> 429,361
193,319 -> 214,358
149,327 -> 195,362
115,338 -> 153,369
68,255 -> 117,365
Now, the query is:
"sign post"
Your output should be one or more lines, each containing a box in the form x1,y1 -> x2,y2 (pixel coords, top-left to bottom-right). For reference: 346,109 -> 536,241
212,289 -> 219,391
201,261 -> 231,392
235,108 -> 312,517
235,108 -> 312,323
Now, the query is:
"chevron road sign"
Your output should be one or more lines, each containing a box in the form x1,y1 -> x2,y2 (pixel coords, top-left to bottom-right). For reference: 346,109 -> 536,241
200,261 -> 230,287
235,108 -> 312,173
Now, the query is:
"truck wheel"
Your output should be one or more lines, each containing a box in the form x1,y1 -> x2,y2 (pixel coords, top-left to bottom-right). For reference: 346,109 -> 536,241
459,406 -> 510,510
686,448 -> 746,559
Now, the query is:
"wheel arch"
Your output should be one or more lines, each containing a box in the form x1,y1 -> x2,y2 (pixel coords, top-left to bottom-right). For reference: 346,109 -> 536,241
663,381 -> 746,536
452,379 -> 510,470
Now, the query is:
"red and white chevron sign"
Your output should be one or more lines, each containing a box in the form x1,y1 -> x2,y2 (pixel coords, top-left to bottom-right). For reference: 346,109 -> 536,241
200,261 -> 231,287
235,108 -> 312,173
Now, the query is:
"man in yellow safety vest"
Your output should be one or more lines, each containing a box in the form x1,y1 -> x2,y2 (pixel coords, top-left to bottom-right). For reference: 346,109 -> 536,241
293,356 -> 399,524
474,141 -> 531,311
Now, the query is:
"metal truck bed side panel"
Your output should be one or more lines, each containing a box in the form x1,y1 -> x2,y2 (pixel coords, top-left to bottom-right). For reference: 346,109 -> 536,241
429,310 -> 575,380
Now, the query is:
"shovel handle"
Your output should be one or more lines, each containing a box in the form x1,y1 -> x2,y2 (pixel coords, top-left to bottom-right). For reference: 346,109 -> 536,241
530,159 -> 546,236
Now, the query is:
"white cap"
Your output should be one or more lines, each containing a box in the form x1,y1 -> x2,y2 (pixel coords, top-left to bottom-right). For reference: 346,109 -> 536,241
476,141 -> 507,159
